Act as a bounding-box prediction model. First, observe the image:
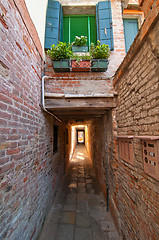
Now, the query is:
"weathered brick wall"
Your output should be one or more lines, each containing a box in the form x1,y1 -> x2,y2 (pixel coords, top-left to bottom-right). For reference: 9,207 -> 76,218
110,12 -> 159,240
0,1 -> 66,239
44,77 -> 113,96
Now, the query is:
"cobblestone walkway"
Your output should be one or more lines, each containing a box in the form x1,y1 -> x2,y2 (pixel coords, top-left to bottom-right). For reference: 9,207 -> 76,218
39,144 -> 120,240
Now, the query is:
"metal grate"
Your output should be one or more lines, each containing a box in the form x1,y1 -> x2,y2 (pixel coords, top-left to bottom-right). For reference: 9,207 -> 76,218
142,140 -> 159,181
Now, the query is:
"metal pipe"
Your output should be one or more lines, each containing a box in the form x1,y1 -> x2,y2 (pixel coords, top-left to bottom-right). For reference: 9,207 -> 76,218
41,76 -> 62,123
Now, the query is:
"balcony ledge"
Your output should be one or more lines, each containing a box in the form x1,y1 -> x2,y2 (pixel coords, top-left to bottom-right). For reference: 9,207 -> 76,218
44,93 -> 114,98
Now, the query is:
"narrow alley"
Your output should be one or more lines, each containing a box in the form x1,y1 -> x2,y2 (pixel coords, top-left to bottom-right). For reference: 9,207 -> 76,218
39,144 -> 119,240
1,1 -> 159,239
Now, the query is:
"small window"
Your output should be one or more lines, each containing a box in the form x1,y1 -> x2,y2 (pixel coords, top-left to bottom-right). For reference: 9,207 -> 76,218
53,125 -> 58,153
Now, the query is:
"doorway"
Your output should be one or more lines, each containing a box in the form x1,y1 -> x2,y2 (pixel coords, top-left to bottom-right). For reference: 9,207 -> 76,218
77,129 -> 85,144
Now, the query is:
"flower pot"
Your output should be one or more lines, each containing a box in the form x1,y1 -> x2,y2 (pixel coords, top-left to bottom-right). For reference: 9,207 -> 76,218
91,59 -> 108,72
71,60 -> 91,72
72,45 -> 89,53
52,60 -> 70,72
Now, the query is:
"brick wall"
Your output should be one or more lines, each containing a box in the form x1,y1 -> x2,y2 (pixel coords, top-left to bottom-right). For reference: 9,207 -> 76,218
86,112 -> 113,198
44,77 -> 113,96
110,6 -> 159,240
0,1 -> 66,239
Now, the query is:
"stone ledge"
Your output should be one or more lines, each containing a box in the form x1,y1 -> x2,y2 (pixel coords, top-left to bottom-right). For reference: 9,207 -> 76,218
45,93 -> 115,98
115,135 -> 159,140
44,77 -> 112,81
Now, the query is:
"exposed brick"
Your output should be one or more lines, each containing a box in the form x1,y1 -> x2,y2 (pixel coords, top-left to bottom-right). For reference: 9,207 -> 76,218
6,147 -> 20,155
112,13 -> 159,240
0,162 -> 14,174
0,102 -> 7,110
0,1 -> 67,239
0,93 -> 12,105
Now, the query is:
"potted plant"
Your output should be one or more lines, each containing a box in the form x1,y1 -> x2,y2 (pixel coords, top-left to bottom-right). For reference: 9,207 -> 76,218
71,54 -> 91,72
47,42 -> 73,72
90,40 -> 110,72
72,36 -> 88,53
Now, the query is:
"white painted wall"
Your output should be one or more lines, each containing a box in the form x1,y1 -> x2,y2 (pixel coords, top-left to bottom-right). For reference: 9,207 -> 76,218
25,0 -> 48,50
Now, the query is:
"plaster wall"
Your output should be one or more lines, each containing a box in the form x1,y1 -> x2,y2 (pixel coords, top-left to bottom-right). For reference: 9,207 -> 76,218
25,0 -> 48,52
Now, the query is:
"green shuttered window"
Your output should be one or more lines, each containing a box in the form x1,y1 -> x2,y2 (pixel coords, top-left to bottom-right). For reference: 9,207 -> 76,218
45,0 -> 114,51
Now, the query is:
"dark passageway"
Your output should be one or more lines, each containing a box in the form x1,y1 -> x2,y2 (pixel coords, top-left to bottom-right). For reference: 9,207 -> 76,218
39,144 -> 119,240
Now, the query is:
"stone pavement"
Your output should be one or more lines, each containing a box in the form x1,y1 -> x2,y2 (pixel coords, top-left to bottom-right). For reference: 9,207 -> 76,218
39,144 -> 120,240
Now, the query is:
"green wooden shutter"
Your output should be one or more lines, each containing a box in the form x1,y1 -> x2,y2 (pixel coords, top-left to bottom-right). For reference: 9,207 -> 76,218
90,16 -> 97,45
70,16 -> 88,44
63,15 -> 96,45
63,17 -> 69,43
45,0 -> 61,49
96,1 -> 114,50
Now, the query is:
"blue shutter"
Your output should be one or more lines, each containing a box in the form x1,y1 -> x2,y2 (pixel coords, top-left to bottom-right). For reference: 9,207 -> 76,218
123,19 -> 138,53
96,1 -> 114,50
59,5 -> 63,42
45,0 -> 61,49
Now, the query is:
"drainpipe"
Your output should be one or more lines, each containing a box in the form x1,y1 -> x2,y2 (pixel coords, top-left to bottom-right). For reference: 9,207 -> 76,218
41,76 -> 62,123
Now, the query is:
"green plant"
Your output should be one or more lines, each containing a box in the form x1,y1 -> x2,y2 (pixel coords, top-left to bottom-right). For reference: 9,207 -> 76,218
72,54 -> 92,65
90,40 -> 110,59
47,42 -> 73,60
72,36 -> 87,46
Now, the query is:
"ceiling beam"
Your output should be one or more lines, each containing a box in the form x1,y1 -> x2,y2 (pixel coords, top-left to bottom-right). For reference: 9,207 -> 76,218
45,97 -> 116,110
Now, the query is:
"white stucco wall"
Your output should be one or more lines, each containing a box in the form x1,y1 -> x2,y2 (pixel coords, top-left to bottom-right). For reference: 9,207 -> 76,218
25,0 -> 48,50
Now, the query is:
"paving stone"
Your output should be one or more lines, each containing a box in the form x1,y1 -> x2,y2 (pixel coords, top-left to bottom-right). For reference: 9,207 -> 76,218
55,224 -> 74,240
78,177 -> 85,183
39,222 -> 58,240
86,179 -> 93,183
66,193 -> 77,204
78,182 -> 85,188
108,231 -> 120,240
77,192 -> 87,202
77,201 -> 88,212
77,188 -> 86,193
74,227 -> 92,240
76,212 -> 90,227
39,145 -> 119,240
45,208 -> 62,223
90,217 -> 101,232
92,231 -> 109,240
63,204 -> 76,212
60,211 -> 76,225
